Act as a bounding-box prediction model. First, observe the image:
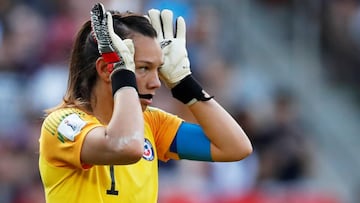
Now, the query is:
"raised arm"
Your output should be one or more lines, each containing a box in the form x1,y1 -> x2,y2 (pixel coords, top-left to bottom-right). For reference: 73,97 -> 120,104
148,9 -> 252,162
81,3 -> 144,165
188,98 -> 252,161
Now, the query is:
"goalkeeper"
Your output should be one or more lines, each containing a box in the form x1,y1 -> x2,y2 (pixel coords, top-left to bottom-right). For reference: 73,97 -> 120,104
38,3 -> 252,203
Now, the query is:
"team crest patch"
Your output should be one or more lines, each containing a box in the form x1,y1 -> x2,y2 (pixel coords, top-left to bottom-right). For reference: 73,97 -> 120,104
143,138 -> 154,161
58,113 -> 86,141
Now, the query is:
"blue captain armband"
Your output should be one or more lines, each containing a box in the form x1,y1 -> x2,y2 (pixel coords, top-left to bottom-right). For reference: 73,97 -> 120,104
170,122 -> 213,161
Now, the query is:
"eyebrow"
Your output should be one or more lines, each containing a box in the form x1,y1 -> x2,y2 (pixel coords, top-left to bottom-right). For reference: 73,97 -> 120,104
135,60 -> 164,67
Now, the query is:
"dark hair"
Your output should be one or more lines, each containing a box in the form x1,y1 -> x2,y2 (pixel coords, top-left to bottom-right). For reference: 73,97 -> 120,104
46,11 -> 157,114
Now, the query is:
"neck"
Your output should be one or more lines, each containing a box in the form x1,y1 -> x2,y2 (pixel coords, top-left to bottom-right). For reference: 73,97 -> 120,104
91,81 -> 113,125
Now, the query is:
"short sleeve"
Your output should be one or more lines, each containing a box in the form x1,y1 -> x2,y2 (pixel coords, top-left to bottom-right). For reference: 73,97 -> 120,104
39,108 -> 102,169
143,107 -> 183,162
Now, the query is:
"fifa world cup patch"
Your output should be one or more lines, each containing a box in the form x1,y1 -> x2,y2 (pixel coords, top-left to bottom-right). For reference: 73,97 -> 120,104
143,138 -> 154,161
58,113 -> 86,141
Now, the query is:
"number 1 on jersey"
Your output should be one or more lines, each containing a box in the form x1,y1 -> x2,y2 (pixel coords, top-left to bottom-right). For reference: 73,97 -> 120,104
106,165 -> 119,195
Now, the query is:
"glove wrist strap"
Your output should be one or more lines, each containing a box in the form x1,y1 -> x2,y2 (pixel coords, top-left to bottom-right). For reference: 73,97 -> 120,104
111,69 -> 137,96
171,75 -> 213,105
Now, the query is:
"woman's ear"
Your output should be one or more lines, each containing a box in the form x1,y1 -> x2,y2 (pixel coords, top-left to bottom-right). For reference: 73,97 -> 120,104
95,57 -> 111,82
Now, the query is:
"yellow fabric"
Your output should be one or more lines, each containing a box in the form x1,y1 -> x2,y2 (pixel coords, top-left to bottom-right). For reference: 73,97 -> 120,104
39,107 -> 182,203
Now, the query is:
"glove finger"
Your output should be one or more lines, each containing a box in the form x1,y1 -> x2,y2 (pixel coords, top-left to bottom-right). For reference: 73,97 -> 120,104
148,9 -> 163,41
143,14 -> 151,23
90,3 -> 106,42
91,3 -> 105,21
123,39 -> 135,56
106,12 -> 130,61
161,9 -> 174,39
175,16 -> 186,39
106,12 -> 115,38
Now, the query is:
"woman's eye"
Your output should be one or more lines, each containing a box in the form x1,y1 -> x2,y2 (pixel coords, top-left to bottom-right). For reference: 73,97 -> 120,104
138,66 -> 148,71
136,66 -> 149,75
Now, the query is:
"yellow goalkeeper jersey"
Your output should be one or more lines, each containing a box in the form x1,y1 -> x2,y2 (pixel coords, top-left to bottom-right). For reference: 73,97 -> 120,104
39,107 -> 182,203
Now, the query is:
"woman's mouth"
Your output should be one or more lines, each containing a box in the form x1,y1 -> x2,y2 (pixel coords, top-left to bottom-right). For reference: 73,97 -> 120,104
138,94 -> 153,105
138,94 -> 153,100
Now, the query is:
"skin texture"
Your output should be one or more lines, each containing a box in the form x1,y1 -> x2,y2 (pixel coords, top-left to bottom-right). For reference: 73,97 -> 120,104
80,34 -> 162,165
132,33 -> 163,111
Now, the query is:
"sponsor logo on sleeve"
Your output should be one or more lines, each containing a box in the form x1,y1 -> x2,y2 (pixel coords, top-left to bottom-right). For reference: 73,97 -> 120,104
58,113 -> 86,141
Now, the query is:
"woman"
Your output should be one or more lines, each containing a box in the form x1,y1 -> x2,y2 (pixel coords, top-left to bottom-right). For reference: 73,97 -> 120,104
39,3 -> 252,203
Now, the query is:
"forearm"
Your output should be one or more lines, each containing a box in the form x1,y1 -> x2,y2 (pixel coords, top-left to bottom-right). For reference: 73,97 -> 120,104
107,87 -> 144,144
80,87 -> 144,165
188,99 -> 252,162
82,5 -> 144,165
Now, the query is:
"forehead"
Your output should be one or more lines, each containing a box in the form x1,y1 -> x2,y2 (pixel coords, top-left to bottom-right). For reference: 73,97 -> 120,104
132,34 -> 162,63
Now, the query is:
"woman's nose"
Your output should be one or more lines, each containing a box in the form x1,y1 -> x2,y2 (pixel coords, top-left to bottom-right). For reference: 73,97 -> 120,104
148,71 -> 161,89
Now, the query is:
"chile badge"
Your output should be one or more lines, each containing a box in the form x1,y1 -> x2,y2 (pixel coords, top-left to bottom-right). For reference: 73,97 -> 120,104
143,138 -> 154,161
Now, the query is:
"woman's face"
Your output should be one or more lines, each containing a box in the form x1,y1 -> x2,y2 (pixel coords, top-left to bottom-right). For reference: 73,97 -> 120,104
132,33 -> 163,111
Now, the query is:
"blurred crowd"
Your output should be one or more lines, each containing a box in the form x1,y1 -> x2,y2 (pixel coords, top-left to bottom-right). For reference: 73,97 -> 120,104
0,0 -> 359,202
320,0 -> 360,100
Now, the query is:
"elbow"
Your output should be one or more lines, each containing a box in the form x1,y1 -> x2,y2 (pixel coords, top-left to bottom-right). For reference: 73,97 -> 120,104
231,137 -> 253,161
215,139 -> 253,162
235,130 -> 254,160
111,132 -> 144,164
121,139 -> 144,164
239,141 -> 253,160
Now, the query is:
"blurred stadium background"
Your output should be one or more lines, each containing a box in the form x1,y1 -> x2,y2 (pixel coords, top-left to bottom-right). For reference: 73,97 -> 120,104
0,0 -> 359,202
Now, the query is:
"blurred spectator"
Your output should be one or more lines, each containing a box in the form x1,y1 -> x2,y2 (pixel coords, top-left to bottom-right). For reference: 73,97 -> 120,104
0,3 -> 46,74
320,0 -> 360,99
254,89 -> 314,187
39,1 -> 77,64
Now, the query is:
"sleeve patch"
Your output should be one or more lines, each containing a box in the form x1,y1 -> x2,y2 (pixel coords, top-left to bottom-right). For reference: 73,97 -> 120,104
57,113 -> 86,141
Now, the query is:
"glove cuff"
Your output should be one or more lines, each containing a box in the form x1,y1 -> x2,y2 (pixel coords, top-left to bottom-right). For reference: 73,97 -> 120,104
111,69 -> 138,96
171,75 -> 213,105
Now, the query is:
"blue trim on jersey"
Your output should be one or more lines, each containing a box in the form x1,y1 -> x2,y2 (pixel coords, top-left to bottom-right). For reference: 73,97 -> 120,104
170,122 -> 212,161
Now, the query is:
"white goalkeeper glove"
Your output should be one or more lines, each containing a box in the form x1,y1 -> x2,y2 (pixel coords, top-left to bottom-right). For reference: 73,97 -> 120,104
90,3 -> 137,95
147,9 -> 213,105
90,3 -> 135,76
148,9 -> 191,88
